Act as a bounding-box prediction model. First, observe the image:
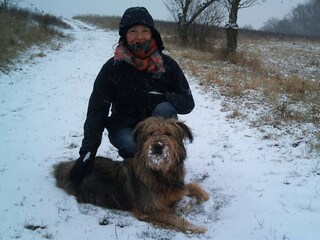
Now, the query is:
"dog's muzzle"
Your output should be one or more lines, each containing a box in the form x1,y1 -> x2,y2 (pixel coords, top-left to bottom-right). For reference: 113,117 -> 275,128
147,141 -> 170,166
152,142 -> 164,155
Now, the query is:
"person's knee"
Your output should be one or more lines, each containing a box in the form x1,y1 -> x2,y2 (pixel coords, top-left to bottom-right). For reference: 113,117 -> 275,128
119,136 -> 136,158
109,128 -> 136,159
152,102 -> 177,118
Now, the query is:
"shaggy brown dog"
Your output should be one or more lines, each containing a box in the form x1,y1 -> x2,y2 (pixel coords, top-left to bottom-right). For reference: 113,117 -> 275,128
53,117 -> 209,233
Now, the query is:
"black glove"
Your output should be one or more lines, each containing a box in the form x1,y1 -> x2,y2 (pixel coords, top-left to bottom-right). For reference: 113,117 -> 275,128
147,91 -> 165,110
69,152 -> 95,184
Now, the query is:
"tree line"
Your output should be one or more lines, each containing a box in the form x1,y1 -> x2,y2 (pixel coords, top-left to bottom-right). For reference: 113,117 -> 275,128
261,0 -> 320,37
163,0 -> 266,54
164,0 -> 320,54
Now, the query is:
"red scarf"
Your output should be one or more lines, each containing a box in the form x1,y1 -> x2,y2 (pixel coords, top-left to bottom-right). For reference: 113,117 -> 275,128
114,39 -> 165,74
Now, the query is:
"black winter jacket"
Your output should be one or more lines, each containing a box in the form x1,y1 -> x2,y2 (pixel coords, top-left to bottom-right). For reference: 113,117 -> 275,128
80,53 -> 194,155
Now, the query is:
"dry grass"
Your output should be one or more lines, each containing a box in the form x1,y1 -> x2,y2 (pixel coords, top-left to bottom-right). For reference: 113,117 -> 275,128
167,38 -> 320,123
0,7 -> 70,71
74,15 -> 120,30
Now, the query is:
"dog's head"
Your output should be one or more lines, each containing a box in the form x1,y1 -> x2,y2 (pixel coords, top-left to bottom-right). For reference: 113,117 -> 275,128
133,117 -> 193,173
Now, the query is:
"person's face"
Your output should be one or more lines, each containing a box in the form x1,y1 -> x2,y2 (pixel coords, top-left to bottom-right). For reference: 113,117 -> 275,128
126,25 -> 152,45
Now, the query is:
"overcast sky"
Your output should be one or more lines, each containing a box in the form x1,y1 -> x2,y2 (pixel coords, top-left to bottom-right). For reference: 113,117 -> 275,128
18,0 -> 309,29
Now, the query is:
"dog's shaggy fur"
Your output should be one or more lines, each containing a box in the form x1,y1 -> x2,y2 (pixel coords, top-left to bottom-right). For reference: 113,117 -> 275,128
53,117 -> 209,233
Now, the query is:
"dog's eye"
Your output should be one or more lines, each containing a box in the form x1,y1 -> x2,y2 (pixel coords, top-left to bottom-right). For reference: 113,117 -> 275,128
164,132 -> 172,137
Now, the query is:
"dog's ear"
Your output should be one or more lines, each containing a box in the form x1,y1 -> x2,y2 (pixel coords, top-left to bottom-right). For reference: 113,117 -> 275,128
176,121 -> 193,143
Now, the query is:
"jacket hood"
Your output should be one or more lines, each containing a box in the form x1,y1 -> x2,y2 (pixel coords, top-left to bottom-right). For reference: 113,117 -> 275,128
119,7 -> 164,52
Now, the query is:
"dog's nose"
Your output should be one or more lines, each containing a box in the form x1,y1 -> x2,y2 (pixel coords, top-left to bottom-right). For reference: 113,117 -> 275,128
152,142 -> 164,155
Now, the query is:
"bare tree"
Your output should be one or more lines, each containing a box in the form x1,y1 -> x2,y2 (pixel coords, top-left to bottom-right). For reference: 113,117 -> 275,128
222,0 -> 265,53
189,3 -> 225,48
162,0 -> 221,43
290,0 -> 320,37
260,17 -> 279,32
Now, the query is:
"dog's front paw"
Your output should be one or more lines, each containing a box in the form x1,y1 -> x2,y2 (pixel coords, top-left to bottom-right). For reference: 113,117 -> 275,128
187,225 -> 207,234
196,190 -> 209,203
185,182 -> 209,203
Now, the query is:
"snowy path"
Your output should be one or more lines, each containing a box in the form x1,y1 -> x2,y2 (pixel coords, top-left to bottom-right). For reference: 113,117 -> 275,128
0,20 -> 319,240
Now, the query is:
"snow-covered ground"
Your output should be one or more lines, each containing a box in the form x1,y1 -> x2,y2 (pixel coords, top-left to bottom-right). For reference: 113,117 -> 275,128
239,37 -> 320,82
0,20 -> 319,240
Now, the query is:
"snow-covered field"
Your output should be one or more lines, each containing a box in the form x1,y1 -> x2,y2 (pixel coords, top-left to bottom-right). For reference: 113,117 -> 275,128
0,20 -> 319,240
238,37 -> 320,82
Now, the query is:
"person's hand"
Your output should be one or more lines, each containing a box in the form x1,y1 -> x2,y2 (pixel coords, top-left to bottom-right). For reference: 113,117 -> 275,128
69,152 -> 95,184
147,91 -> 165,108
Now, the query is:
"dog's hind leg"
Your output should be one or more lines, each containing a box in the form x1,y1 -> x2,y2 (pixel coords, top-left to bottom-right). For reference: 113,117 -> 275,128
133,210 -> 207,234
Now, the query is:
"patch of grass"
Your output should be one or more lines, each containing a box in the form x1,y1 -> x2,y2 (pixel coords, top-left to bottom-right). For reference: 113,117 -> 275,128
167,39 -> 319,126
214,47 -> 262,71
257,74 -> 320,124
24,224 -> 46,231
226,108 -> 244,120
0,7 -> 70,71
74,14 -> 120,30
